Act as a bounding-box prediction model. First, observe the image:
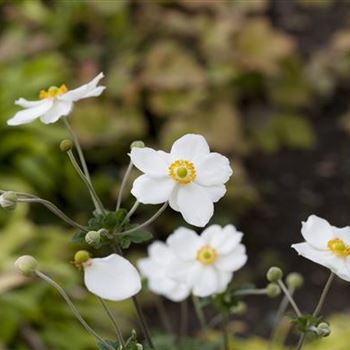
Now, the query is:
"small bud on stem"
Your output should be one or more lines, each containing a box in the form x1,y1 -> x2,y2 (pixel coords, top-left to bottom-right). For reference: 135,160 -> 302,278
286,272 -> 304,289
267,267 -> 283,283
15,255 -> 38,276
0,191 -> 18,210
60,139 -> 73,152
266,283 -> 281,298
130,140 -> 145,149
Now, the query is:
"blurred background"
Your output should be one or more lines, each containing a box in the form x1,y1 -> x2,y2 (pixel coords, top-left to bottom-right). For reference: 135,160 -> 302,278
2,0 -> 350,349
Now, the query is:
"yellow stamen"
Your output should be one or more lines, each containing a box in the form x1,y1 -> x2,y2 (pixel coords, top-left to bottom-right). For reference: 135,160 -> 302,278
196,245 -> 217,265
39,84 -> 68,99
328,238 -> 350,257
168,160 -> 196,184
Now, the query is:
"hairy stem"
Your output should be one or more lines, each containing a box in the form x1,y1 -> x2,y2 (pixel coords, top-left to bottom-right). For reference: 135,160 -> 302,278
313,272 -> 335,317
122,200 -> 140,225
116,161 -> 133,211
277,280 -> 302,317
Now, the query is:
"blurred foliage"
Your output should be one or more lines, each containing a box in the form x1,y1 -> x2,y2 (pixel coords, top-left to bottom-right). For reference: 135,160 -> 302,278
1,0 -> 350,348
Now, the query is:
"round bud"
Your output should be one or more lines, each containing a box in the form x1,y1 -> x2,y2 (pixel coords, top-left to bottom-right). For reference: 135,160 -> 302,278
130,140 -> 145,149
60,139 -> 73,152
136,344 -> 143,350
74,250 -> 91,265
266,283 -> 281,298
15,255 -> 38,276
317,322 -> 330,337
85,230 -> 101,246
286,272 -> 304,289
267,267 -> 283,282
231,301 -> 247,315
0,191 -> 18,210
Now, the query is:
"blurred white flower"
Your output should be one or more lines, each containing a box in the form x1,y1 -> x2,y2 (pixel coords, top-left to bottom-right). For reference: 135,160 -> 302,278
7,73 -> 105,126
138,241 -> 190,302
166,225 -> 247,297
83,253 -> 141,301
130,134 -> 232,227
292,215 -> 350,281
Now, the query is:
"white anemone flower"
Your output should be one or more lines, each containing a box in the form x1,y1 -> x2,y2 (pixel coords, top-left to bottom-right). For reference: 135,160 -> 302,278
138,241 -> 190,302
130,134 -> 233,227
166,225 -> 247,298
83,254 -> 141,301
292,215 -> 350,281
7,73 -> 105,126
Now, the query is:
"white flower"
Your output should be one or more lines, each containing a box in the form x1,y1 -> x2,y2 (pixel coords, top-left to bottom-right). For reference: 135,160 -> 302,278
130,134 -> 233,227
83,254 -> 141,301
166,225 -> 247,297
7,73 -> 105,126
138,241 -> 190,302
292,215 -> 350,282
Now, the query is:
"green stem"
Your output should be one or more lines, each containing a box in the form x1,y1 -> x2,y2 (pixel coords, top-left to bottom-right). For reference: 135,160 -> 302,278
116,161 -> 133,211
192,296 -> 207,329
98,297 -> 125,347
155,296 -> 173,334
17,197 -> 87,231
179,300 -> 188,339
120,202 -> 168,235
233,288 -> 268,296
277,280 -> 302,317
222,313 -> 229,350
122,200 -> 140,225
296,334 -> 305,350
313,272 -> 335,317
35,271 -> 114,350
67,150 -> 105,215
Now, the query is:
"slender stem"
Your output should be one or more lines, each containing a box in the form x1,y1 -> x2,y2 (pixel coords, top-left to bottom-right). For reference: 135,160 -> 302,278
312,272 -> 335,317
120,202 -> 168,235
122,200 -> 140,225
222,313 -> 229,350
17,197 -> 87,231
192,296 -> 207,329
155,296 -> 173,334
98,297 -> 125,347
63,117 -> 92,182
116,161 -> 133,211
296,334 -> 305,350
111,244 -> 155,349
277,280 -> 302,317
179,300 -> 188,339
35,270 -> 115,350
233,288 -> 267,296
67,150 -> 105,215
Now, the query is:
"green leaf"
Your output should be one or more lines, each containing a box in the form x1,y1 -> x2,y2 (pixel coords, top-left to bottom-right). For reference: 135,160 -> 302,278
71,230 -> 86,243
97,339 -> 119,350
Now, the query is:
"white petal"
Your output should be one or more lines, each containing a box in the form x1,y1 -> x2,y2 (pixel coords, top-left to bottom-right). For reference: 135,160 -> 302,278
176,183 -> 214,227
59,72 -> 105,102
205,184 -> 227,203
84,254 -> 141,301
15,98 -> 43,108
170,134 -> 210,162
166,227 -> 202,261
195,153 -> 233,186
333,226 -> 350,246
40,100 -> 73,124
169,187 -> 180,211
130,147 -> 170,177
301,215 -> 334,249
131,175 -> 175,204
138,258 -> 165,280
202,224 -> 243,254
148,241 -> 174,265
215,244 -> 247,272
164,283 -> 191,302
192,266 -> 219,297
7,99 -> 54,126
216,271 -> 233,293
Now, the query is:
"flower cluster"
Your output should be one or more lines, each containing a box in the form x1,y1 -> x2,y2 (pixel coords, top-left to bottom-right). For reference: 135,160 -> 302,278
138,224 -> 247,299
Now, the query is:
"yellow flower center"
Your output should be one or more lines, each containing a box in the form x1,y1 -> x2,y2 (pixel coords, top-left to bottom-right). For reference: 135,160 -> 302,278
168,160 -> 196,184
196,245 -> 217,265
327,238 -> 350,257
39,84 -> 68,99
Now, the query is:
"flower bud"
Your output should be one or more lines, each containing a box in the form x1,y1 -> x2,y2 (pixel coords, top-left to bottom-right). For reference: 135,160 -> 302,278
0,191 -> 17,210
60,139 -> 73,152
15,255 -> 38,276
317,322 -> 330,337
231,301 -> 247,315
267,267 -> 283,282
74,250 -> 91,265
286,272 -> 304,289
85,230 -> 101,246
266,283 -> 281,298
130,140 -> 145,149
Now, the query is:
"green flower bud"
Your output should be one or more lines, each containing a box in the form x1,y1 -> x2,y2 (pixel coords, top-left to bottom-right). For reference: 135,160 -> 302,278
15,255 -> 38,276
231,301 -> 247,315
317,322 -> 330,337
267,267 -> 283,282
266,283 -> 281,298
0,191 -> 17,210
286,272 -> 304,289
130,140 -> 145,149
74,250 -> 91,265
60,139 -> 73,152
136,344 -> 143,350
85,230 -> 101,246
